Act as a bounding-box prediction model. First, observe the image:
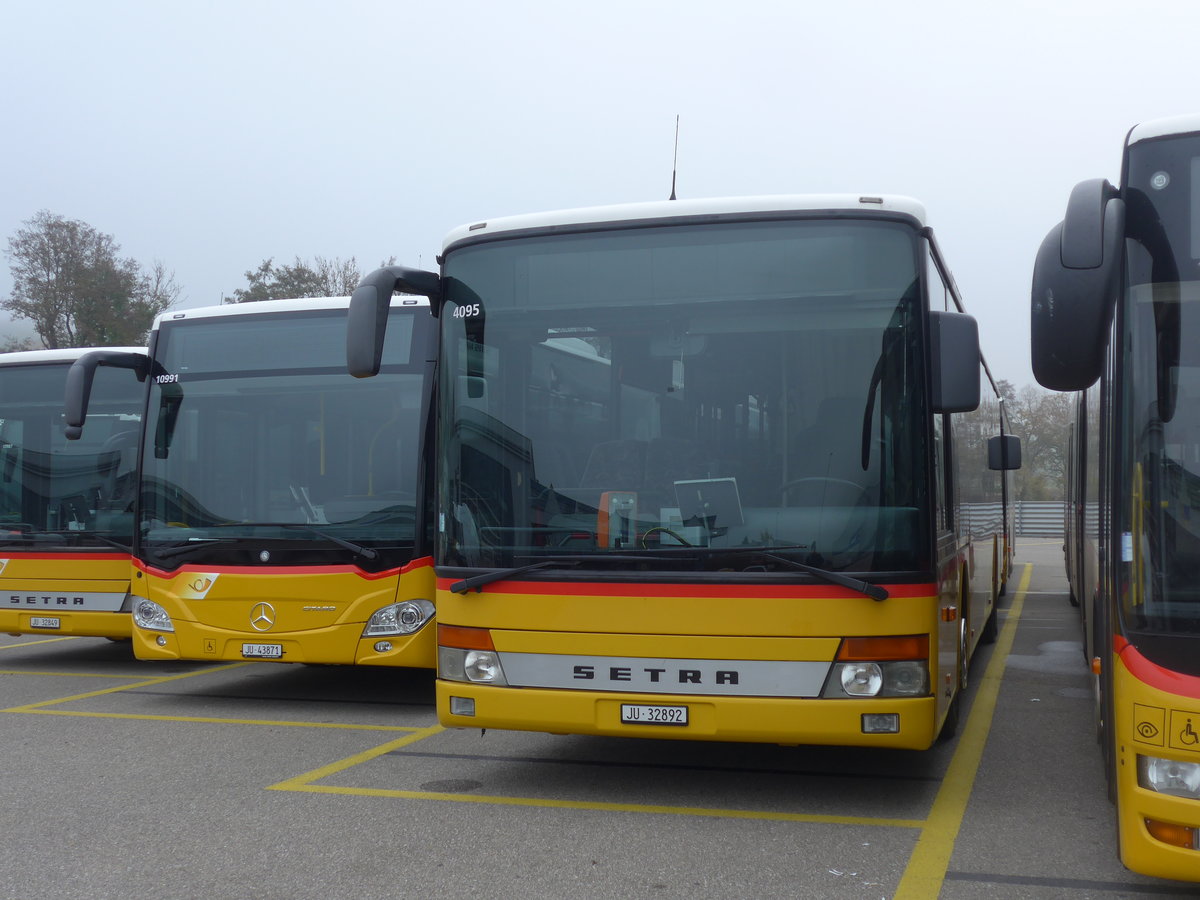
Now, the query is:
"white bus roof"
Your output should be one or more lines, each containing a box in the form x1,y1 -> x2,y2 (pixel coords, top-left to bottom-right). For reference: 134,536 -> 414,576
1128,113 -> 1200,145
152,294 -> 430,331
0,346 -> 144,366
443,194 -> 927,250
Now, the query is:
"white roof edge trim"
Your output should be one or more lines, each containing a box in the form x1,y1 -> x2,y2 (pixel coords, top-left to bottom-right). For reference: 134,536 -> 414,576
151,295 -> 430,330
442,194 -> 928,249
0,346 -> 146,366
1128,113 -> 1200,145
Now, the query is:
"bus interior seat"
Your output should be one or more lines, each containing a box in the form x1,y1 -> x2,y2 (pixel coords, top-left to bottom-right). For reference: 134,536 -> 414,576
579,440 -> 646,492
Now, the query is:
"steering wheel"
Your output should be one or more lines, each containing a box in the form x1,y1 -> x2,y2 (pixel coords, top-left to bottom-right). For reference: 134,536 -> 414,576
780,477 -> 866,506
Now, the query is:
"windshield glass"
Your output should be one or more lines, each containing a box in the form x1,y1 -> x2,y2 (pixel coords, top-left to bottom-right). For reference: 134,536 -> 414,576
437,218 -> 930,575
139,307 -> 428,565
0,360 -> 142,546
1121,131 -> 1200,642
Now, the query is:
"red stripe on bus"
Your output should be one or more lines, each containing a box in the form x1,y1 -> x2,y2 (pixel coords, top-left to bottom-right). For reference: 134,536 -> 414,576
133,555 -> 431,581
436,578 -> 934,599
0,551 -> 128,560
1115,634 -> 1200,699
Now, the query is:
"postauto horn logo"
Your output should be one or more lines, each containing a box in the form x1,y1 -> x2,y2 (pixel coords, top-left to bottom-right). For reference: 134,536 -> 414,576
180,574 -> 219,599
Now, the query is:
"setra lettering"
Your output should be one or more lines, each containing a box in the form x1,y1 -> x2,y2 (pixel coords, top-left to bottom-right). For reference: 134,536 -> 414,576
11,595 -> 85,606
569,661 -> 744,686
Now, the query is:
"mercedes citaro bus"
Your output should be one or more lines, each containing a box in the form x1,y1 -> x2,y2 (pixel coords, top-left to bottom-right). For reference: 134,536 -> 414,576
66,296 -> 438,667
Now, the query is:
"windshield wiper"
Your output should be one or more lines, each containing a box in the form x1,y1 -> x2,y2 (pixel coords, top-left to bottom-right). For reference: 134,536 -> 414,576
640,544 -> 889,601
451,560 -> 580,594
209,522 -> 378,560
73,532 -> 132,552
756,552 -> 888,601
449,548 -> 887,601
149,538 -> 238,561
12,529 -> 132,550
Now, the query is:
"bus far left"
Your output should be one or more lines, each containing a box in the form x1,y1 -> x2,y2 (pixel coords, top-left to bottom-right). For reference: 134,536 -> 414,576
55,294 -> 438,668
1,347 -> 144,641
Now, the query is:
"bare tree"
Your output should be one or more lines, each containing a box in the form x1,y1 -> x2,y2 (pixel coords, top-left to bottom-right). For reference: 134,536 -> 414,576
3,210 -> 180,348
223,255 -> 392,303
1006,384 -> 1075,500
0,334 -> 37,353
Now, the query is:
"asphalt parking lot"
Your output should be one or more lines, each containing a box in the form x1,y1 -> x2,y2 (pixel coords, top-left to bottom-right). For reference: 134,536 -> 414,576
2,540 -> 1197,899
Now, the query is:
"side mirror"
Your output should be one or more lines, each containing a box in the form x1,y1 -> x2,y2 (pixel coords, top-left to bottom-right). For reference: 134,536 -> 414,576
1031,179 -> 1124,391
988,434 -> 1022,471
64,350 -> 149,440
347,266 -> 441,378
930,311 -> 980,414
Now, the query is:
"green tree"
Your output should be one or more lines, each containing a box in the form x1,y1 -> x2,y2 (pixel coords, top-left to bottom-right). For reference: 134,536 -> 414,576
222,255 -> 391,303
3,210 -> 180,348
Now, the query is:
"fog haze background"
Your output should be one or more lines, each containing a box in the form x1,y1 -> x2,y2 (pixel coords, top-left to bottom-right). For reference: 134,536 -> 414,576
3,0 -> 1197,386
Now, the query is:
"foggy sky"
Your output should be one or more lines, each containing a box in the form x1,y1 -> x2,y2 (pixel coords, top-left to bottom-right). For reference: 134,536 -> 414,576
3,0 -> 1197,388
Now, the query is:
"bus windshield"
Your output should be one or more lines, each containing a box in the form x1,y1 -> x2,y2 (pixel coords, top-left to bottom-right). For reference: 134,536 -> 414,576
438,218 -> 931,576
139,308 -> 426,566
0,361 -> 142,546
1122,131 -> 1200,639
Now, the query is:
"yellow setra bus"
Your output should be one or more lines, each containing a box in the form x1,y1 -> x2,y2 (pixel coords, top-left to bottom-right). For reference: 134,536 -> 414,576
1033,114 -> 1200,883
350,195 -> 1020,749
66,296 -> 438,667
0,347 -> 144,641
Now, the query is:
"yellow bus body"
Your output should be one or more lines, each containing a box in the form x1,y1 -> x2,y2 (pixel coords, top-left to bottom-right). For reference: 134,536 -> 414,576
437,577 -> 972,750
1112,643 -> 1200,881
0,553 -> 131,639
130,557 -> 436,667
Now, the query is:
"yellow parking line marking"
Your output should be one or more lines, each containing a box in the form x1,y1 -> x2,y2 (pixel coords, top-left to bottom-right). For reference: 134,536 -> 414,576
2,661 -> 253,711
12,708 -> 427,731
297,783 -> 927,827
0,668 -> 143,679
892,562 -> 1032,900
269,725 -> 447,790
0,636 -> 81,649
270,725 -> 925,827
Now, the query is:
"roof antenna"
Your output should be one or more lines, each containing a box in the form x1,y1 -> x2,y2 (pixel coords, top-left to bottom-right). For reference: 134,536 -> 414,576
669,115 -> 680,200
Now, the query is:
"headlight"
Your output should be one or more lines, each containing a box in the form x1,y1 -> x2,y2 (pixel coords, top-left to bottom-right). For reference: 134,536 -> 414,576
1138,755 -> 1200,800
363,598 -> 434,637
840,662 -> 883,696
132,598 -> 174,633
438,646 -> 508,685
827,661 -> 928,698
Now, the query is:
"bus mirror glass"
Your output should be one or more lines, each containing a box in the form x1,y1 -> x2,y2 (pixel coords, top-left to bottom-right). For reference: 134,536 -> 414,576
929,311 -> 980,414
987,434 -> 1022,471
63,350 -> 148,439
347,265 -> 440,378
1030,181 -> 1124,392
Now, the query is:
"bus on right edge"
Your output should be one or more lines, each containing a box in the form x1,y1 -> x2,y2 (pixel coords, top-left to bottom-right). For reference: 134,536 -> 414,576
1032,113 -> 1200,883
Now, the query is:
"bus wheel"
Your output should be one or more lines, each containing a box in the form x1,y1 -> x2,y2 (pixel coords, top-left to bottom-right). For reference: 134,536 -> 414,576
938,618 -> 970,742
939,692 -> 961,741
980,605 -> 998,644
957,613 -> 969,692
